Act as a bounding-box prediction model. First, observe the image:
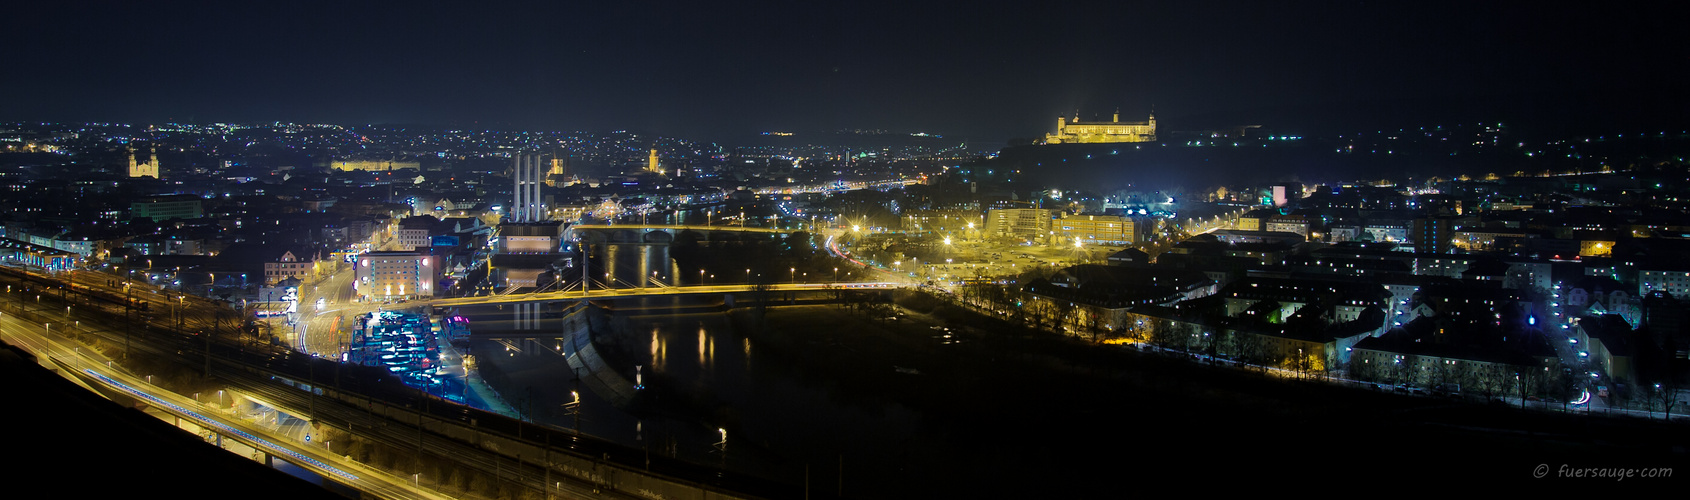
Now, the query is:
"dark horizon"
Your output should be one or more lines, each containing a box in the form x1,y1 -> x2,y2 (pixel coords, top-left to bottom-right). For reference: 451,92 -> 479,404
3,2 -> 1686,142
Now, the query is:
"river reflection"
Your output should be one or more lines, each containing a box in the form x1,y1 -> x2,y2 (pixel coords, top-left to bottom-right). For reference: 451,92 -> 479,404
462,296 -> 929,496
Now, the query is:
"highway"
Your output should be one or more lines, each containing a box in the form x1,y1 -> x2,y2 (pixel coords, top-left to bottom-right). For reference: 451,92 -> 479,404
1,263 -> 788,499
0,311 -> 454,500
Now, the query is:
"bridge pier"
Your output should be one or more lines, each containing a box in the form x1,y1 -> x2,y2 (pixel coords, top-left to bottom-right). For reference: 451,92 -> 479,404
574,225 -> 791,290
638,245 -> 649,289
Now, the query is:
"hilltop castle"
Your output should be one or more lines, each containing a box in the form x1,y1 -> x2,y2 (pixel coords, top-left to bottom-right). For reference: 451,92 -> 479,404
1044,110 -> 1156,144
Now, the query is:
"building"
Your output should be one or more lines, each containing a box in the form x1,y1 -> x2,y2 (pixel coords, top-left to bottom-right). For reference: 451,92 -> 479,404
900,209 -> 980,234
396,216 -> 441,250
127,144 -> 159,178
1453,228 -> 1531,252
985,208 -> 1054,241
1057,214 -> 1136,245
123,235 -> 208,256
1350,327 -> 1549,393
1639,268 -> 1690,300
1264,215 -> 1310,238
1572,314 -> 1636,382
511,153 -> 545,222
1363,221 -> 1409,244
1022,264 -> 1217,332
0,238 -> 78,270
1413,217 -> 1456,254
354,250 -> 435,300
329,159 -> 421,172
1044,110 -> 1156,144
491,221 -> 570,289
1220,277 -> 1390,325
131,196 -> 203,221
546,157 -> 569,186
263,249 -> 323,285
1327,224 -> 1360,242
1270,183 -> 1301,208
1208,229 -> 1305,246
497,222 -> 564,254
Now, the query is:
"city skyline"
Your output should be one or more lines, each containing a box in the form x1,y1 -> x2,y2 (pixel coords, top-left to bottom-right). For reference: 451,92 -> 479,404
4,2 -> 1690,496
4,2 -> 1685,141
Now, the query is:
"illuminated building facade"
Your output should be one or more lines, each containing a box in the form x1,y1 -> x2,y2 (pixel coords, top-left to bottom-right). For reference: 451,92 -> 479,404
0,238 -> 79,270
1639,269 -> 1690,300
355,250 -> 434,300
547,157 -> 567,186
264,250 -> 323,285
1058,214 -> 1136,245
330,159 -> 421,171
1045,110 -> 1156,144
397,217 -> 436,250
127,145 -> 159,178
497,222 -> 563,254
986,208 -> 1055,241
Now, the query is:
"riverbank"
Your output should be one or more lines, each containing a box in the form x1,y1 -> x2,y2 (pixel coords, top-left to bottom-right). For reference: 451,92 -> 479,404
717,299 -> 1687,496
483,294 -> 1687,497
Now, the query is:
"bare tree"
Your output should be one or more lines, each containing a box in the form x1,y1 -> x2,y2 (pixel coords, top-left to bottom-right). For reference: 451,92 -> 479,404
1649,377 -> 1685,420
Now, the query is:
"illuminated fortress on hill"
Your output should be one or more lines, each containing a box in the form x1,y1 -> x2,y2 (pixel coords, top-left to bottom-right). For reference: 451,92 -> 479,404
1044,110 -> 1156,144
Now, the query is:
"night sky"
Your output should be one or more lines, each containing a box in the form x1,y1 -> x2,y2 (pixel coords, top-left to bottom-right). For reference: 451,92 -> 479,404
4,1 -> 1685,141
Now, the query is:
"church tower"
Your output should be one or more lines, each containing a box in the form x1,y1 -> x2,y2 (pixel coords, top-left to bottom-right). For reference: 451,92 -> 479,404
127,144 -> 159,178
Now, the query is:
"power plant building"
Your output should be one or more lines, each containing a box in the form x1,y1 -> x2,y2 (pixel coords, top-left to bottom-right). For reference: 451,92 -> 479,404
511,153 -> 546,222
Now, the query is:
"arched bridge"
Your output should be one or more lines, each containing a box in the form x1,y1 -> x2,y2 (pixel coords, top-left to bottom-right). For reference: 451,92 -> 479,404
564,224 -> 795,245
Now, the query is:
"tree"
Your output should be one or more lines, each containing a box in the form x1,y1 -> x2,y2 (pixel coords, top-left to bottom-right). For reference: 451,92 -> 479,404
1231,331 -> 1268,367
1199,330 -> 1221,361
1649,378 -> 1684,420
1053,300 -> 1078,335
1146,319 -> 1184,352
1085,311 -> 1109,343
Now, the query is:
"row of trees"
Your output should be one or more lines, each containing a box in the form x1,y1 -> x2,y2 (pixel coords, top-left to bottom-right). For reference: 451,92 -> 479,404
954,283 -> 1098,337
1346,353 -> 1544,401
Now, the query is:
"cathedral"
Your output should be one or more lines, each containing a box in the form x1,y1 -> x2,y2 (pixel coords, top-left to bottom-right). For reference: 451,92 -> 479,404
127,144 -> 159,178
1044,110 -> 1157,144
